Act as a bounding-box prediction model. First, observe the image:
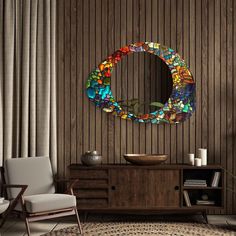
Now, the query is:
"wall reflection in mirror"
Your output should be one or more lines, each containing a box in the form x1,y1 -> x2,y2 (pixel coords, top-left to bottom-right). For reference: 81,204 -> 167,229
111,52 -> 173,116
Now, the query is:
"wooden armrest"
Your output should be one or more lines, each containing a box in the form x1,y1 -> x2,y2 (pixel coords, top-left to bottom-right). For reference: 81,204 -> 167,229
3,184 -> 28,201
0,184 -> 28,227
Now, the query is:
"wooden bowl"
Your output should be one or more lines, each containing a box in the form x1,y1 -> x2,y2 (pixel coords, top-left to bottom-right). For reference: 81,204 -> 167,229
123,154 -> 168,165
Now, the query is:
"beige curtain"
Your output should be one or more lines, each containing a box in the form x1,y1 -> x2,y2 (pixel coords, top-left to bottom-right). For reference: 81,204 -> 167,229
0,0 -> 57,173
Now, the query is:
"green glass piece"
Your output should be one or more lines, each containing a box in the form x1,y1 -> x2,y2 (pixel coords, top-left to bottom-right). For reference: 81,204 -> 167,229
86,80 -> 90,88
103,77 -> 111,85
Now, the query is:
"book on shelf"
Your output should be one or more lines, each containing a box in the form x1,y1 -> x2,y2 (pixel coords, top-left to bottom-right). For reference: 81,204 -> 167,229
211,172 -> 221,187
184,179 -> 207,187
185,179 -> 206,182
183,190 -> 191,207
196,200 -> 215,205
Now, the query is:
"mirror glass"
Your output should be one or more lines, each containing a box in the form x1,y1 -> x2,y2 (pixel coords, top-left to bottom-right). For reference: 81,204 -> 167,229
111,52 -> 173,116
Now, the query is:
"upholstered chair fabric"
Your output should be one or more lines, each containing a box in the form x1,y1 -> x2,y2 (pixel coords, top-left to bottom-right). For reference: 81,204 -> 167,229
23,194 -> 76,213
5,157 -> 55,198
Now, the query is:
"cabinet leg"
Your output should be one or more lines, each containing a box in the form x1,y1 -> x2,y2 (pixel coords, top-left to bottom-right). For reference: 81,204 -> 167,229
202,211 -> 208,224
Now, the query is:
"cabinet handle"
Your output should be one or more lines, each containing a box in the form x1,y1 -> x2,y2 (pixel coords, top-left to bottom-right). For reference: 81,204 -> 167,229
111,186 -> 116,190
174,186 -> 179,190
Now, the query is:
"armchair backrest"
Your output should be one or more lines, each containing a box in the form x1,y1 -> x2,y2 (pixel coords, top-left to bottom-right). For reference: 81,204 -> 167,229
5,157 -> 55,198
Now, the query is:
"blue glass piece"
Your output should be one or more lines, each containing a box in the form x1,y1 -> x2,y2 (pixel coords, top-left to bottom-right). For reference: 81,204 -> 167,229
87,87 -> 96,99
90,80 -> 98,87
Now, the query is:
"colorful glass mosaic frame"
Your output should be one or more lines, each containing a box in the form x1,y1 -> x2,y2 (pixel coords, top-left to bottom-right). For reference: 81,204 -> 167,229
86,42 -> 195,124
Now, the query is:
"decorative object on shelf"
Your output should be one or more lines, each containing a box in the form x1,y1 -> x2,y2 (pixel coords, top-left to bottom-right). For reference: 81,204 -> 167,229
198,148 -> 207,166
194,158 -> 202,167
86,42 -> 196,124
211,172 -> 221,187
183,190 -> 191,207
188,153 -> 195,166
123,154 -> 167,165
81,151 -> 102,166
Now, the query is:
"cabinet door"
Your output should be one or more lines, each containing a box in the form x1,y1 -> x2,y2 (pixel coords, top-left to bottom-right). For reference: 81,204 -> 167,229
146,170 -> 180,208
110,169 -> 146,208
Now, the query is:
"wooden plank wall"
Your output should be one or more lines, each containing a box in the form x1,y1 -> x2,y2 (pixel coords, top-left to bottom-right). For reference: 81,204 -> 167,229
57,0 -> 236,214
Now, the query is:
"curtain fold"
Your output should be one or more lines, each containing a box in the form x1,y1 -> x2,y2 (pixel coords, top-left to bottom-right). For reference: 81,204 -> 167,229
0,0 -> 57,173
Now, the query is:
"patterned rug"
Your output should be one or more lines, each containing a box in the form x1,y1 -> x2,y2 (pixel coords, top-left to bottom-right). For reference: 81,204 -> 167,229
43,214 -> 236,236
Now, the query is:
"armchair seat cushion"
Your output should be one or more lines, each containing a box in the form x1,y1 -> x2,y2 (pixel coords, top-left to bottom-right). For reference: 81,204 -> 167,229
23,194 -> 76,213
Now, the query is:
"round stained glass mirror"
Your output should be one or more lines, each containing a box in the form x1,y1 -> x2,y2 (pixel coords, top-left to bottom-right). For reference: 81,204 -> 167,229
86,42 -> 196,124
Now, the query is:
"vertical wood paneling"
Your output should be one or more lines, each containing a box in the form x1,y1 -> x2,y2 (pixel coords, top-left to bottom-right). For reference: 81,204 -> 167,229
82,0 -> 89,156
233,0 -> 236,213
183,0 -> 190,163
57,0 -> 236,214
170,0 -> 177,164
145,0 -> 152,155
195,0 -> 202,153
151,0 -> 158,155
208,0 -> 215,167
127,0 -> 133,156
132,0 -> 140,155
158,0 -> 165,155
139,0 -> 146,154
107,0 -> 115,163
95,0 -> 102,156
201,0 -> 209,150
189,0 -> 196,156
220,0 -> 227,214
226,0 -> 233,214
214,0 -> 221,214
89,0 -> 96,151
114,0 -> 121,163
120,0 -> 127,162
176,0 -> 183,163
76,0 -> 83,162
101,0 -> 108,163
70,0 -> 77,164
164,0 -> 171,163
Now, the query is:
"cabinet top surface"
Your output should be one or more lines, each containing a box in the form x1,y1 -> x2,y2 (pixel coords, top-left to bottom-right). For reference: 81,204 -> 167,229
69,164 -> 222,170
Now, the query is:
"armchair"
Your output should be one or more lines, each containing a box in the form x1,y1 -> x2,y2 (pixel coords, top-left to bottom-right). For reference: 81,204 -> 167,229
0,157 -> 82,236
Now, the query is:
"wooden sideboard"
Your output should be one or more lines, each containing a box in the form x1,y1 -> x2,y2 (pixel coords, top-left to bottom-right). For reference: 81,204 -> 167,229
69,164 -> 224,220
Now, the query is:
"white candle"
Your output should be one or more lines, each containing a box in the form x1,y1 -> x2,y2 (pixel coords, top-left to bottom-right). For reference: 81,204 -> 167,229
194,158 -> 202,167
198,148 -> 207,166
188,153 -> 195,166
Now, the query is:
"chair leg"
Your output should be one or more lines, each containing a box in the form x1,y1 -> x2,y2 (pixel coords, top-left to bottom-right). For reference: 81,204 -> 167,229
74,208 -> 83,234
24,217 -> 30,236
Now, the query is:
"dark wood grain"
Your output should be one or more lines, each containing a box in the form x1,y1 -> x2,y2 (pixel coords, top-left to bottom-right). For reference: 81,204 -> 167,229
146,170 -> 180,207
176,0 -> 183,164
70,0 -> 77,165
57,0 -> 236,214
110,169 -> 146,208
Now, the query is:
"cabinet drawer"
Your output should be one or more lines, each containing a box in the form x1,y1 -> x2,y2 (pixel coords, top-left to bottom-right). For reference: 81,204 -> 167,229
75,189 -> 108,198
75,179 -> 108,189
70,169 -> 108,179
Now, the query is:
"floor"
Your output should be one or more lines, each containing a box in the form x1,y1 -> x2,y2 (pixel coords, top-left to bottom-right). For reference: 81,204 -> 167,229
0,214 -> 235,236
